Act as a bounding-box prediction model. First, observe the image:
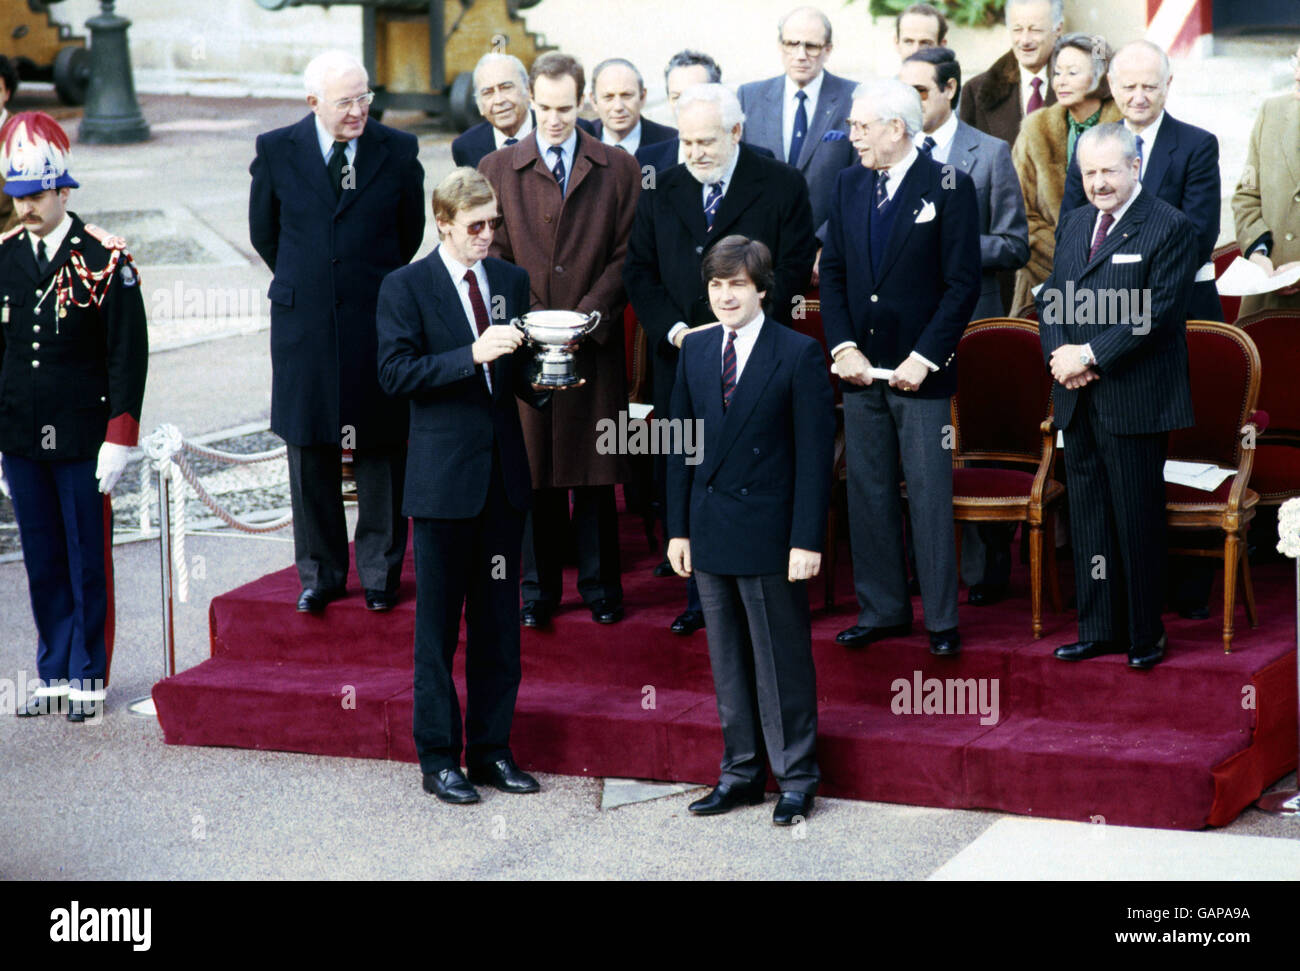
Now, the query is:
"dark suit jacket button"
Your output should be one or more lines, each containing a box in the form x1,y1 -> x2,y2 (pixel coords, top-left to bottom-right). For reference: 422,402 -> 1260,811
740,488 -> 748,496
555,265 -> 564,274
543,214 -> 552,223
695,246 -> 703,254
707,486 -> 713,494
753,447 -> 760,454
332,258 -> 341,265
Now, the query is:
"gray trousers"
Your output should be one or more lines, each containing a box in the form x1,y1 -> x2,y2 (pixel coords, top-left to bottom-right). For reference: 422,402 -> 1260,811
286,443 -> 408,594
695,570 -> 819,794
842,385 -> 958,632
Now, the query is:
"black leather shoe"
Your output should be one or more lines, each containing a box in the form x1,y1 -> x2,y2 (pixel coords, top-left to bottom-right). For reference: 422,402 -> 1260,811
521,601 -> 554,628
589,599 -> 624,624
16,696 -> 54,717
688,781 -> 766,816
928,628 -> 961,657
67,699 -> 99,723
836,622 -> 911,647
967,583 -> 1008,607
1128,634 -> 1168,670
297,587 -> 345,613
422,768 -> 480,804
364,589 -> 396,612
670,610 -> 705,635
468,757 -> 541,794
653,560 -> 676,578
772,791 -> 814,826
1053,640 -> 1127,662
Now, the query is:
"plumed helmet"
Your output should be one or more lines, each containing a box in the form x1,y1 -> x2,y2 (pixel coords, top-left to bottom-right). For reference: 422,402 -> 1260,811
1,111 -> 80,197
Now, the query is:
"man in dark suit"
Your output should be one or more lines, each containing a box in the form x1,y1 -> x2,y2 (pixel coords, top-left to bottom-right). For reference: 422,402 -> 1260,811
0,113 -> 147,721
452,53 -> 596,169
737,5 -> 856,252
249,51 -> 424,614
1038,123 -> 1197,670
958,0 -> 1061,148
667,236 -> 834,826
1059,41 -> 1222,324
377,168 -> 548,804
902,46 -> 1030,607
821,79 -> 981,658
625,82 -> 817,634
590,58 -> 676,156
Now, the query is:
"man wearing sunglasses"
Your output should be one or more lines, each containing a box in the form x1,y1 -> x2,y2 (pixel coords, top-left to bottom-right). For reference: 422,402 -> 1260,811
737,5 -> 856,277
250,50 -> 425,617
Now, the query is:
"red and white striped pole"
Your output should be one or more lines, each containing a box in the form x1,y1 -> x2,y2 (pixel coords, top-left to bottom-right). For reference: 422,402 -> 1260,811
1147,0 -> 1213,58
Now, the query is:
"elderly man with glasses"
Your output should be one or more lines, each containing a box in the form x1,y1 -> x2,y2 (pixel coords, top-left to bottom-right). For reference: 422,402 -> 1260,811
250,49 -> 426,616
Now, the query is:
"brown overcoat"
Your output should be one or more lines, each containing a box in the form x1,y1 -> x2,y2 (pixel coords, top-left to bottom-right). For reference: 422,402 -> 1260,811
1010,97 -> 1122,315
959,48 -> 1059,149
479,129 -> 641,487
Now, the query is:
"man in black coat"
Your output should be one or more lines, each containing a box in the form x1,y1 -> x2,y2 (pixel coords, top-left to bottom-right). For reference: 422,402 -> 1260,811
377,168 -> 549,805
249,51 -> 425,613
1039,123 -> 1197,670
624,82 -> 816,634
0,113 -> 147,721
667,236 -> 834,825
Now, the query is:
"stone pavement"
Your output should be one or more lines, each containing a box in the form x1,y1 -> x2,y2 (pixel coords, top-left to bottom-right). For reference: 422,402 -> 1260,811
0,74 -> 1298,880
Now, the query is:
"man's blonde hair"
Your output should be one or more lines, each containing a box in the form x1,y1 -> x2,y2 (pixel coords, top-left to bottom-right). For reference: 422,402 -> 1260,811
433,167 -> 497,227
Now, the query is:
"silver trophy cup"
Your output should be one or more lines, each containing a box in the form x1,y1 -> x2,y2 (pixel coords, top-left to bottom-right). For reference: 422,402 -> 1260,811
512,310 -> 601,389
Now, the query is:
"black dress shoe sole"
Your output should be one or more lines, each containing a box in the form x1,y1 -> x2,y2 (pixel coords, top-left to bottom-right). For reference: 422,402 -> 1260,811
592,609 -> 624,624
422,777 -> 481,804
467,773 -> 540,794
773,800 -> 814,826
929,643 -> 961,657
836,624 -> 911,647
688,790 -> 766,815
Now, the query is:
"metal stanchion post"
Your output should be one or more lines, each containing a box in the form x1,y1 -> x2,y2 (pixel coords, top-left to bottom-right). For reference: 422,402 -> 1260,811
1255,556 -> 1300,814
128,463 -> 175,717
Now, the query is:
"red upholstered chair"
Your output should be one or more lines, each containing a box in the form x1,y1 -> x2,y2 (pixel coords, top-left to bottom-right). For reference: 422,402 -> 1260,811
1213,242 -> 1242,325
1238,309 -> 1300,509
1166,321 -> 1266,653
944,318 -> 1063,637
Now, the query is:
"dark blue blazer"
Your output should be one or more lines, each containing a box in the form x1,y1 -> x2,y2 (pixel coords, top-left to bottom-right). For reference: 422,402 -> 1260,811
819,154 -> 982,399
667,317 -> 835,576
1059,112 -> 1222,321
376,251 -> 544,520
249,115 -> 424,448
635,138 -> 774,173
452,114 -> 596,169
1037,188 -> 1197,435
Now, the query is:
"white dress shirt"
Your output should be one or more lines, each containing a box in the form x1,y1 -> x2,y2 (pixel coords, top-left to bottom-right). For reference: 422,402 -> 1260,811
919,111 -> 959,165
1020,65 -> 1049,115
494,111 -> 533,150
314,115 -> 357,167
1125,110 -> 1165,181
782,70 -> 824,162
536,128 -> 579,194
602,118 -> 642,155
721,310 -> 764,384
438,244 -> 494,392
29,213 -> 73,267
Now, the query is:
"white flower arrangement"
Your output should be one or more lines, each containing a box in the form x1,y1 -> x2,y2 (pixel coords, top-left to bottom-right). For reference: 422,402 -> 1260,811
1279,498 -> 1300,558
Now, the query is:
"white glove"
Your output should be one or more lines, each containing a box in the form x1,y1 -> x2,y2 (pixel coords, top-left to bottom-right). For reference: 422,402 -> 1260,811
0,453 -> 8,500
96,442 -> 130,494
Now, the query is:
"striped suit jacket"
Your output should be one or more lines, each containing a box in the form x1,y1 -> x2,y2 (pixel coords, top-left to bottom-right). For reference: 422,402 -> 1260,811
1036,186 -> 1197,435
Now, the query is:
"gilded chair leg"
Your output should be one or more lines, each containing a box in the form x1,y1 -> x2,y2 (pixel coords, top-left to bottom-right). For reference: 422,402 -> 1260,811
1222,531 -> 1240,654
1029,522 -> 1043,638
1240,532 -> 1258,628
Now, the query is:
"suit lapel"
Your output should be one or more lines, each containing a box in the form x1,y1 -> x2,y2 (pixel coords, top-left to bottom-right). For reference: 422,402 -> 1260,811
798,75 -> 845,169
1282,99 -> 1300,192
708,149 -> 763,240
1141,116 -> 1175,197
13,230 -> 40,282
707,320 -> 777,480
750,78 -> 785,157
336,122 -> 389,215
852,170 -> 878,290
875,161 -> 929,283
948,122 -> 979,178
692,326 -> 725,479
564,131 -> 602,200
289,115 -> 339,211
668,166 -> 709,244
1081,192 -> 1150,276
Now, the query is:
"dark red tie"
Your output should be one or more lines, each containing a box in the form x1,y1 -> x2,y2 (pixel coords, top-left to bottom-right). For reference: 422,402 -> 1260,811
1026,77 -> 1044,114
464,269 -> 490,335
721,329 -> 738,410
1089,212 -> 1115,261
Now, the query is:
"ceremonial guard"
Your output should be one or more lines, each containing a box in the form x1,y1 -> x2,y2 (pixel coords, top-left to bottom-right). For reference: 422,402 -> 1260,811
0,112 -> 148,721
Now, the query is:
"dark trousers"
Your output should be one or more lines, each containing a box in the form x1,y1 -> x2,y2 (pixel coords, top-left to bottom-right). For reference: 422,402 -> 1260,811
1062,399 -> 1169,647
521,484 -> 622,606
843,385 -> 959,631
3,454 -> 107,690
695,570 -> 819,794
286,443 -> 407,594
411,453 -> 525,774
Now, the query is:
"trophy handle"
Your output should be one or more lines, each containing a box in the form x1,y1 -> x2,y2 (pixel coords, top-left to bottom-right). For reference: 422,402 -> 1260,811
511,317 -> 527,337
582,310 -> 602,335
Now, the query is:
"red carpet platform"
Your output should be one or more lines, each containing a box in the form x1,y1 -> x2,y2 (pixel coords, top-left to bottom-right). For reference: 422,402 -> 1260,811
153,510 -> 1298,830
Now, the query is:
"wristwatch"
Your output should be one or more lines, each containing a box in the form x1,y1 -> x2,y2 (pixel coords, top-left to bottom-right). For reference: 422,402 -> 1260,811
1079,347 -> 1095,369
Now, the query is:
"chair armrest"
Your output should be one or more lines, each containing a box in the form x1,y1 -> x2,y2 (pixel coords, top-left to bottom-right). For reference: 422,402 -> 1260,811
1248,410 -> 1270,434
1030,419 -> 1058,506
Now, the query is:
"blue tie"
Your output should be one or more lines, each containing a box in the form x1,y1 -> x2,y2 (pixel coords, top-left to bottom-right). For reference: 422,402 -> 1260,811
919,135 -> 937,157
549,145 -> 566,196
721,329 -> 738,410
704,181 -> 723,232
788,90 -> 808,166
875,171 -> 890,210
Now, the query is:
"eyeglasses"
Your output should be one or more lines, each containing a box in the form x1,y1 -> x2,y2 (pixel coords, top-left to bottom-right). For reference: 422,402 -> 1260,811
910,85 -> 931,101
332,91 -> 375,111
459,216 -> 504,235
781,39 -> 826,56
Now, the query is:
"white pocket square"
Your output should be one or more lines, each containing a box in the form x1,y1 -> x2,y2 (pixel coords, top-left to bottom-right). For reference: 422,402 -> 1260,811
915,200 -> 936,224
1111,253 -> 1142,264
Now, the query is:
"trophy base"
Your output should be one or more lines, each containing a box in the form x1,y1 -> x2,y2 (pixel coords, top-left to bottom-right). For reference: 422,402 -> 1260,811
531,375 -> 587,390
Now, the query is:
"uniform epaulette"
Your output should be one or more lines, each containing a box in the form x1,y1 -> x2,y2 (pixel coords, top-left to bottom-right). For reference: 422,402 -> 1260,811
83,223 -> 127,250
0,223 -> 24,244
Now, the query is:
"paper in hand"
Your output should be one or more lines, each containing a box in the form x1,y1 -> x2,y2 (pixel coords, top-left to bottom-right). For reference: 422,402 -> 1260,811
1216,257 -> 1300,297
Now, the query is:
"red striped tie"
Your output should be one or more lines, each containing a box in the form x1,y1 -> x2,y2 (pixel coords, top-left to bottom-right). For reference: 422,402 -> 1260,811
721,329 -> 738,410
464,269 -> 490,335
1089,212 -> 1114,261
